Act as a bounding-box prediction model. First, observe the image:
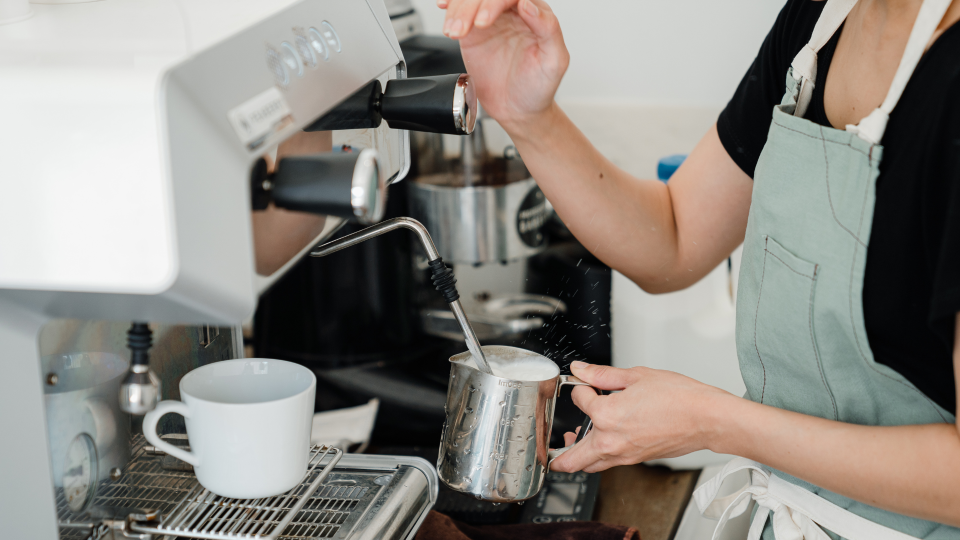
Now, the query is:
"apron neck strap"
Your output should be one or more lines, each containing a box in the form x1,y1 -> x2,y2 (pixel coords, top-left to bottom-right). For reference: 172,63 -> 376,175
848,0 -> 952,143
790,0 -> 952,144
790,0 -> 859,117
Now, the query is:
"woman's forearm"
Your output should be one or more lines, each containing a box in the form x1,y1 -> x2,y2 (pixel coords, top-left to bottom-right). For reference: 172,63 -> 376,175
706,394 -> 960,526
503,103 -> 753,292
505,104 -> 682,290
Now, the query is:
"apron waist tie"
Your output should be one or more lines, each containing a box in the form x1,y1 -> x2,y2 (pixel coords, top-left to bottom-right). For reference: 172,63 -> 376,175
693,458 -> 921,540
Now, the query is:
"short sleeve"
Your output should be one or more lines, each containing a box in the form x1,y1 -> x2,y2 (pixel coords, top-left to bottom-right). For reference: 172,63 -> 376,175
717,0 -> 823,178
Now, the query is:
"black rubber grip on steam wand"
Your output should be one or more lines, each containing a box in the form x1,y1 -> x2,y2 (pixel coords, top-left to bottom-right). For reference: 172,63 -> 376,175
429,258 -> 460,304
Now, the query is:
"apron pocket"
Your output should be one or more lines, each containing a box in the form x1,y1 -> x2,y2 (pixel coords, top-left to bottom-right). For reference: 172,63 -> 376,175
752,236 -> 837,419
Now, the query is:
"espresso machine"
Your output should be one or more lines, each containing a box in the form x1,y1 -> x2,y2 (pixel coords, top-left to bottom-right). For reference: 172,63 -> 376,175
0,0 -> 485,537
248,5 -> 610,525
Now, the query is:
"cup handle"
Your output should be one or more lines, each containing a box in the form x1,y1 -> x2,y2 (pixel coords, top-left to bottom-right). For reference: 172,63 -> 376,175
142,400 -> 200,467
547,375 -> 603,470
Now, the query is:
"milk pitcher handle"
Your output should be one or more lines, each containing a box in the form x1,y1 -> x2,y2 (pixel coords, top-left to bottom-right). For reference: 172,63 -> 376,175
546,375 -> 600,469
142,400 -> 200,467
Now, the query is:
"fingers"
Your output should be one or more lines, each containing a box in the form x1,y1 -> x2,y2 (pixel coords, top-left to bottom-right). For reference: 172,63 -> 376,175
443,0 -> 479,38
570,361 -> 640,391
442,0 -> 558,40
444,0 -> 518,38
475,0 -> 519,28
571,385 -> 603,415
515,0 -> 560,42
550,430 -> 617,473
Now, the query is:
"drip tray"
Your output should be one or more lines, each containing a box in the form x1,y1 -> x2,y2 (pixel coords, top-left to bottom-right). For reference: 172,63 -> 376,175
56,435 -> 437,540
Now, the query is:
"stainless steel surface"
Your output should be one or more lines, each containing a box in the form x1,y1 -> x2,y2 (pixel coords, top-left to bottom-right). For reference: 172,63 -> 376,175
43,352 -> 132,492
348,466 -> 431,540
438,345 -> 592,502
311,217 -> 493,375
459,112 -> 486,182
408,177 -> 549,264
421,293 -> 567,341
118,364 -> 161,415
448,300 -> 490,375
350,148 -> 387,224
452,74 -> 477,135
55,435 -> 435,540
132,445 -> 343,540
311,216 -> 440,260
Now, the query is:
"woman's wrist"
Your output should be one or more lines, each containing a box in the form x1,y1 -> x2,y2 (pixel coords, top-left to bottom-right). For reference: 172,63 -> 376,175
497,101 -> 566,148
697,390 -> 749,456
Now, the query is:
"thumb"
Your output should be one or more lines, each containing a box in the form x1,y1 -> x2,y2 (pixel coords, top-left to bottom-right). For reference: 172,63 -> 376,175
517,0 -> 568,64
570,361 -> 639,391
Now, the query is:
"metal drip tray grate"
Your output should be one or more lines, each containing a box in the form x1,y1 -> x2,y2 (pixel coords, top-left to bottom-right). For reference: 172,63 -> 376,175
132,444 -> 343,540
54,435 -> 436,540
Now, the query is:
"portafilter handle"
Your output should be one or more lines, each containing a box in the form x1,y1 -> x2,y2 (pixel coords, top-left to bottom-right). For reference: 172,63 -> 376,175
305,74 -> 477,135
251,148 -> 387,225
311,217 -> 493,375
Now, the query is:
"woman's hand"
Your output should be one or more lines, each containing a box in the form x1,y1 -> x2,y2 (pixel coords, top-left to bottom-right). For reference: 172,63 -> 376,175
438,0 -> 569,132
550,361 -> 736,473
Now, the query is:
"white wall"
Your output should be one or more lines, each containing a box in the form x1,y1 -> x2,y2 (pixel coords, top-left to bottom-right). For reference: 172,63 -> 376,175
410,0 -> 783,108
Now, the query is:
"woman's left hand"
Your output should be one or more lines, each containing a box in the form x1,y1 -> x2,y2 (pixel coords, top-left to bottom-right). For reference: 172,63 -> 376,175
550,361 -> 735,473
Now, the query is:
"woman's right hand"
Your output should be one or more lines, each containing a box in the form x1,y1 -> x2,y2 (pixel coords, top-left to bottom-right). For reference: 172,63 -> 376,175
439,0 -> 569,133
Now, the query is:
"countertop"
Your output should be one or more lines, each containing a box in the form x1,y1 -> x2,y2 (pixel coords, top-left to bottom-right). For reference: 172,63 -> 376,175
594,464 -> 701,540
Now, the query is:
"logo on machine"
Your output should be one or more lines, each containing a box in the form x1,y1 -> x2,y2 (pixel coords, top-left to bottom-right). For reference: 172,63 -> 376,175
516,187 -> 548,248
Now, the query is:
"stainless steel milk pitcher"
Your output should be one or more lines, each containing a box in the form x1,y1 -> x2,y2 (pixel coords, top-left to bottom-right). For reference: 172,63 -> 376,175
438,345 -> 595,502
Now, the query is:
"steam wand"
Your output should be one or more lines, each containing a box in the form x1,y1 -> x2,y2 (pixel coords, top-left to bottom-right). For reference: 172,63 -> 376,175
119,322 -> 161,414
311,217 -> 493,375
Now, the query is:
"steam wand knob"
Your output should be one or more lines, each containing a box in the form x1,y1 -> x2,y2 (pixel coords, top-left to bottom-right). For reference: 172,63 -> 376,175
119,322 -> 161,415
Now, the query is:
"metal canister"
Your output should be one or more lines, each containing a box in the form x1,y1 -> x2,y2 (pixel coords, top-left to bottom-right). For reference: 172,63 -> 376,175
437,345 -> 593,502
409,177 -> 549,264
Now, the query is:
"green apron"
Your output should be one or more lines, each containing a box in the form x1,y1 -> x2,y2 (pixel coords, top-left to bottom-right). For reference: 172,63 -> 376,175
693,0 -> 959,538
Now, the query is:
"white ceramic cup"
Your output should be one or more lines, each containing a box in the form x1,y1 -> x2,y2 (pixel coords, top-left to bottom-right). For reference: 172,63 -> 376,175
142,359 -> 316,499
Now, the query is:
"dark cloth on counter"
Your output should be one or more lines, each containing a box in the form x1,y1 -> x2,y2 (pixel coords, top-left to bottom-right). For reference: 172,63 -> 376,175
718,0 -> 960,414
414,511 -> 640,540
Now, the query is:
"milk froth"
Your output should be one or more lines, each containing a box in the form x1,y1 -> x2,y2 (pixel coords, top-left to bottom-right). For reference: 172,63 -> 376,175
463,353 -> 559,381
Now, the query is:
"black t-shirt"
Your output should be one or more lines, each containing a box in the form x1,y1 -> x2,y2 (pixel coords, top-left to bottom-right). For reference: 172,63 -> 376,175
718,0 -> 960,415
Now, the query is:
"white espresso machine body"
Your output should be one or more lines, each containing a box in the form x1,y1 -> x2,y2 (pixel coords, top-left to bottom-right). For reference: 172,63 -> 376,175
0,1 -> 410,537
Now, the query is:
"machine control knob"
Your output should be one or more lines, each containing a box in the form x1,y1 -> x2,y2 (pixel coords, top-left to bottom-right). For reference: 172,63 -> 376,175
320,21 -> 341,53
257,148 -> 387,225
279,42 -> 303,77
307,27 -> 330,61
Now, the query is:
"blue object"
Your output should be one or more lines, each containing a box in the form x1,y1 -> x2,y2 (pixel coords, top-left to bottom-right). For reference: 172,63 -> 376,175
657,154 -> 687,182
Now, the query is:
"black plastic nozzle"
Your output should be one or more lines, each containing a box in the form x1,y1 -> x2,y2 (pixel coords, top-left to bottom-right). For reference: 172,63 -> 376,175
429,258 -> 460,304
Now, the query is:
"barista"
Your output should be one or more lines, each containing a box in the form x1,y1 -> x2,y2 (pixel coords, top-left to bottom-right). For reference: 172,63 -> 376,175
438,0 -> 960,537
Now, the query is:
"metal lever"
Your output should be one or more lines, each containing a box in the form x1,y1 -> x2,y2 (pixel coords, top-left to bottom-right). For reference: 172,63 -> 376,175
311,217 -> 493,375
